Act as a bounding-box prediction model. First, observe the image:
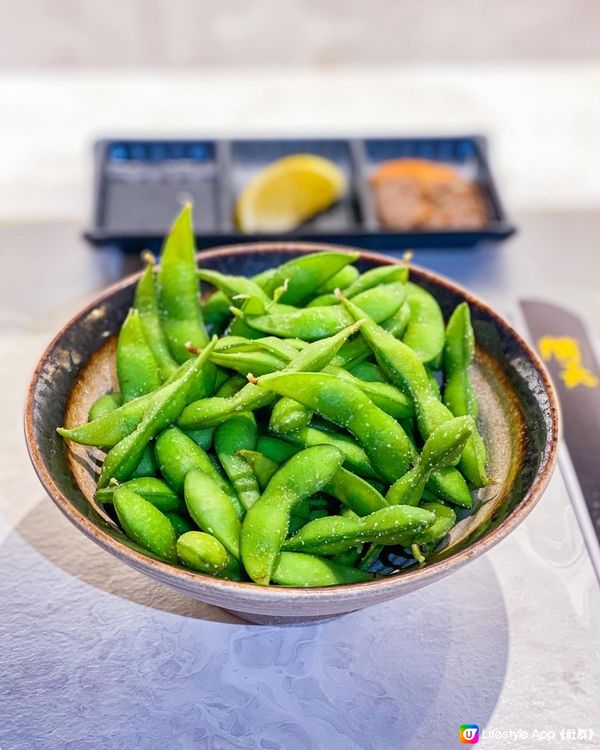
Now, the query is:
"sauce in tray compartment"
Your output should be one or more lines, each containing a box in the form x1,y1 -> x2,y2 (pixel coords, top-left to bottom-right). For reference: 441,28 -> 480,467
370,158 -> 487,231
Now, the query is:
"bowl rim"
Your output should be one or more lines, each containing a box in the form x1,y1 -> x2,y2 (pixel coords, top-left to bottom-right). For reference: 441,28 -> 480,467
24,241 -> 560,603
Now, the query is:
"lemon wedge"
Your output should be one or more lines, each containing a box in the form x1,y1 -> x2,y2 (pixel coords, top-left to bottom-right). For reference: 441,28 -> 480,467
235,154 -> 347,233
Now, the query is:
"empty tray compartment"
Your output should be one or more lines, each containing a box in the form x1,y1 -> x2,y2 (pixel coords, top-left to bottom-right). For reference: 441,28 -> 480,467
95,140 -> 222,235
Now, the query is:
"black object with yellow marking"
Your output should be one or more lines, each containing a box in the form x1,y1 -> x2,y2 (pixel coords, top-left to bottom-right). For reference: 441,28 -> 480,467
521,300 -> 600,545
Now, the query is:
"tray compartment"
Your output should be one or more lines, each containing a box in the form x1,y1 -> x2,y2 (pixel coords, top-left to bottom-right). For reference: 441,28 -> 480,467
95,140 -> 221,235
362,136 -> 505,227
229,138 -> 362,232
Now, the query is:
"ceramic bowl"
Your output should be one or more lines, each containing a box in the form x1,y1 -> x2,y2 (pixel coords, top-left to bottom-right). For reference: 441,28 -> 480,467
25,243 -> 559,624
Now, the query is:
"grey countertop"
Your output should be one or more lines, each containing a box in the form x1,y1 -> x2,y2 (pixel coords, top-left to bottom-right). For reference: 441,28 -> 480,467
1,213 -> 599,749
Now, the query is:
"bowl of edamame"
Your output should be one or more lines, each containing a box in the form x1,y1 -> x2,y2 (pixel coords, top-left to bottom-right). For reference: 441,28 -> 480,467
25,206 -> 559,624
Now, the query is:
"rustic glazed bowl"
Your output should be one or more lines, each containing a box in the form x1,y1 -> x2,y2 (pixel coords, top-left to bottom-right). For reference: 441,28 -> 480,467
25,243 -> 559,624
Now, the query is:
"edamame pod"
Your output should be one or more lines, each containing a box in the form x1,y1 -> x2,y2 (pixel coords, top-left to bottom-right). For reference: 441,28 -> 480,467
157,204 -> 209,361
414,502 -> 457,545
443,303 -> 488,487
341,296 -> 454,439
184,469 -> 242,559
238,448 -> 388,517
59,356 -> 204,448
166,512 -> 194,537
241,445 -> 345,584
283,504 -> 435,555
209,349 -> 288,376
281,425 -> 379,479
256,372 -> 415,483
386,417 -> 473,506
214,412 -> 261,511
97,339 -> 217,488
402,282 -> 445,365
134,265 -> 178,380
315,264 -> 359,293
155,426 -> 243,517
197,268 -> 271,306
177,531 -> 243,580
271,552 -> 373,586
178,321 -> 362,429
260,251 -> 359,306
95,476 -> 182,513
116,309 -> 162,401
243,282 -> 405,341
88,392 -> 122,422
307,265 -> 408,308
113,486 -> 177,562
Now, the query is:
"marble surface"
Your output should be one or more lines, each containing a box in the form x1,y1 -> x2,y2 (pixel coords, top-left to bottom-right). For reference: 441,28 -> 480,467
1,215 -> 599,748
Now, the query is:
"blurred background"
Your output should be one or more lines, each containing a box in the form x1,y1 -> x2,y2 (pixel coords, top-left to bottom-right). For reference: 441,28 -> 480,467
0,0 -> 599,224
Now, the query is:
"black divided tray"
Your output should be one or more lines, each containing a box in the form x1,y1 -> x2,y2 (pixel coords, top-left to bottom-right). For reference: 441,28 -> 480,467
85,136 -> 516,254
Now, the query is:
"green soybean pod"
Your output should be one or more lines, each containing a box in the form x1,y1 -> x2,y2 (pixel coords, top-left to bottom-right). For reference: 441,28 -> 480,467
97,340 -> 217,488
327,365 -> 414,420
324,467 -> 388,516
209,349 -> 288,376
157,204 -> 209,362
241,445 -> 345,585
95,476 -> 182,513
214,412 -> 261,511
386,416 -> 473,506
256,372 -> 415,484
261,251 -> 359,306
197,268 -> 272,306
402,282 -> 445,366
343,264 -> 409,298
347,361 -> 386,383
113,486 -> 177,562
270,364 -> 413,435
184,469 -> 242,559
316,264 -> 359,293
116,309 -> 162,402
239,448 -> 387,517
178,321 -> 363,430
271,552 -> 373,586
215,373 -> 248,398
134,265 -> 178,380
243,281 -> 405,341
269,396 -> 313,435
341,296 -> 453,439
201,292 -> 232,332
216,336 -> 298,362
282,425 -> 380,480
413,501 -> 457,545
333,303 -> 410,369
282,505 -> 435,555
307,265 -> 408,308
443,302 -> 488,487
88,392 -> 122,422
155,426 -> 243,517
58,356 -> 200,448
237,449 -> 280,491
177,531 -> 243,580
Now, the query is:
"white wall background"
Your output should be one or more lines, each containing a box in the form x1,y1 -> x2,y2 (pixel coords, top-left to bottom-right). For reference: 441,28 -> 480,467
1,0 -> 599,66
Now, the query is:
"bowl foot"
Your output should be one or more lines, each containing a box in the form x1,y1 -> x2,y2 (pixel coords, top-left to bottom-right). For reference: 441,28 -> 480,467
224,608 -> 353,626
